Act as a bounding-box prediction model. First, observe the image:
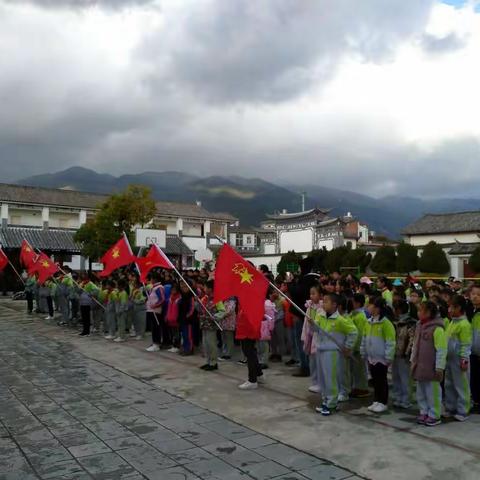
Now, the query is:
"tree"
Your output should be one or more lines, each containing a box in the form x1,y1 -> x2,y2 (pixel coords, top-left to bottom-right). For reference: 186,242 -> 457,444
341,248 -> 371,272
74,185 -> 157,261
395,242 -> 418,273
468,246 -> 480,273
277,251 -> 302,275
418,241 -> 450,274
307,248 -> 328,272
370,245 -> 396,274
324,246 -> 350,273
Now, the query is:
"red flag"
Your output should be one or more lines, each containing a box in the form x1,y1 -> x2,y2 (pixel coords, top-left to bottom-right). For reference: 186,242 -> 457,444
213,244 -> 269,340
29,252 -> 59,284
99,235 -> 136,277
136,244 -> 173,283
0,248 -> 8,271
20,240 -> 37,269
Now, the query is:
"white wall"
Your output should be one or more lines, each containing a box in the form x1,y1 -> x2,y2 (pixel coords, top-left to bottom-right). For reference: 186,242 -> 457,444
182,223 -> 203,236
407,233 -> 480,246
49,212 -> 80,229
182,236 -> 213,262
264,243 -> 276,254
318,238 -> 334,250
279,229 -> 313,253
9,209 -> 43,227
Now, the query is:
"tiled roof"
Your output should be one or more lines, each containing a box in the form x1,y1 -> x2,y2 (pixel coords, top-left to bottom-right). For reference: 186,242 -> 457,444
165,235 -> 193,256
265,207 -> 331,221
448,242 -> 479,255
402,211 -> 480,235
0,227 -> 82,252
0,183 -> 237,222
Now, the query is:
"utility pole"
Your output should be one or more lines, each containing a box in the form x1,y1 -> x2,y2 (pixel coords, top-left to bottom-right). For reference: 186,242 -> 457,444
301,191 -> 306,212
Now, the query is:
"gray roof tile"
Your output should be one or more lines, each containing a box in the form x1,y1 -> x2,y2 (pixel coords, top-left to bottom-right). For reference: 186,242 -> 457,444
0,227 -> 82,252
402,211 -> 480,235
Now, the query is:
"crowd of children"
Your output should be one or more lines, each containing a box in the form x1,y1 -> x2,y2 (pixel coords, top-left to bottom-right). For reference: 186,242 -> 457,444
23,263 -> 480,426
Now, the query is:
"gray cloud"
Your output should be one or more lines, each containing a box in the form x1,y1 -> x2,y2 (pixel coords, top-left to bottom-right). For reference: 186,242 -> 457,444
141,0 -> 435,103
4,0 -> 154,8
421,32 -> 467,54
1,0 -> 478,202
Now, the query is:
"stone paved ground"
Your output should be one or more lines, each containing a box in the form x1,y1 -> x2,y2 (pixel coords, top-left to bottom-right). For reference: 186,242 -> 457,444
0,303 -> 364,480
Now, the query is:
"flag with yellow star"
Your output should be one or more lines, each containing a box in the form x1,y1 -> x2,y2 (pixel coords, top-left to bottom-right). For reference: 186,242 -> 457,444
213,244 -> 269,340
20,239 -> 37,269
136,244 -> 173,282
99,236 -> 136,277
0,247 -> 8,272
28,252 -> 59,284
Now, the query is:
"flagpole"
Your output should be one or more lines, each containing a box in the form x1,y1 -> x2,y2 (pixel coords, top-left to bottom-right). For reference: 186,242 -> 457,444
30,245 -> 106,311
153,244 -> 223,331
123,232 -> 162,327
8,260 -> 25,285
212,235 -> 349,353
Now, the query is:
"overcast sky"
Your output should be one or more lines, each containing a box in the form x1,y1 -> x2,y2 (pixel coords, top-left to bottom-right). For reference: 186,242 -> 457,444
1,0 -> 480,197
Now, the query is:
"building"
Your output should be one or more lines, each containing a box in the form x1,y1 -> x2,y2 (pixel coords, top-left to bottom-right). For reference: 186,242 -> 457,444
0,183 -> 236,270
402,210 -> 480,278
257,208 -> 362,254
228,226 -> 261,253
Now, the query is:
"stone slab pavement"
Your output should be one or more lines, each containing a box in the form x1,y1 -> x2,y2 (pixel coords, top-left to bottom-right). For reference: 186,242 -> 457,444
0,300 -> 365,480
1,299 -> 480,480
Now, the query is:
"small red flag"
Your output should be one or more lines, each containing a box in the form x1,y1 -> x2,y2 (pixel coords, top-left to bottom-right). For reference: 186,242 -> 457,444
99,235 -> 136,277
136,244 -> 173,283
213,244 -> 269,340
29,252 -> 59,284
0,248 -> 8,272
20,240 -> 37,269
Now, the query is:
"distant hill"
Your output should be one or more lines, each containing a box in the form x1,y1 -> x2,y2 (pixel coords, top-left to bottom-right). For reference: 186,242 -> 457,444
17,166 -> 480,238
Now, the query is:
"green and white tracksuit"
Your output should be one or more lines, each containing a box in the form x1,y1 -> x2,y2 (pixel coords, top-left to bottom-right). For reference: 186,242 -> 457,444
416,326 -> 447,420
132,287 -> 147,338
361,317 -> 396,366
349,309 -> 369,391
115,290 -> 129,339
106,289 -> 118,337
58,275 -> 73,324
313,310 -> 358,409
382,289 -> 393,307
445,316 -> 472,416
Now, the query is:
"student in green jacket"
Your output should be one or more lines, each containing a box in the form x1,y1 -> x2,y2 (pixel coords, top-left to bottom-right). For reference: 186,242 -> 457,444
445,295 -> 472,421
349,293 -> 369,398
469,284 -> 480,410
115,279 -> 129,342
361,296 -> 396,414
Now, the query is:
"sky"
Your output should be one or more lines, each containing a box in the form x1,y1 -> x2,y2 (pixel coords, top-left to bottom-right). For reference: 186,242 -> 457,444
1,0 -> 480,197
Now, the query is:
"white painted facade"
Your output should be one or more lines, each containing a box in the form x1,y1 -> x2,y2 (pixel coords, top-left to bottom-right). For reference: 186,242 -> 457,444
407,232 -> 480,247
279,228 -> 313,253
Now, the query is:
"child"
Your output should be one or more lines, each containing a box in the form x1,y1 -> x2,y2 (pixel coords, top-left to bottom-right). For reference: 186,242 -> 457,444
392,299 -> 417,409
132,278 -> 147,340
377,276 -> 393,307
259,289 -> 276,370
302,285 -> 323,394
410,301 -> 446,426
337,295 -> 352,402
349,293 -> 370,398
145,273 -> 165,352
311,293 -> 358,416
199,280 -> 225,371
361,296 -> 396,413
114,279 -> 129,342
166,283 -> 181,353
219,297 -> 237,360
177,281 -> 196,356
104,280 -> 117,340
444,294 -> 472,421
270,282 -> 287,362
469,284 -> 480,411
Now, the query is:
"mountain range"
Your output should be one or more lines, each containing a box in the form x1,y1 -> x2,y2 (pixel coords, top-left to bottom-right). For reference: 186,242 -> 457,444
14,167 -> 480,238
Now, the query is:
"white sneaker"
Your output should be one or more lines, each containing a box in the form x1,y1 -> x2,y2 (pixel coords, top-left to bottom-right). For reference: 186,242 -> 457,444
45,316 -> 53,320
308,385 -> 321,394
104,335 -> 114,340
238,381 -> 258,390
168,347 -> 180,353
135,335 -> 143,341
92,328 -> 98,334
129,331 -> 136,337
372,403 -> 388,413
113,337 -> 125,343
367,402 -> 379,412
257,374 -> 266,384
338,394 -> 349,403
146,344 -> 160,352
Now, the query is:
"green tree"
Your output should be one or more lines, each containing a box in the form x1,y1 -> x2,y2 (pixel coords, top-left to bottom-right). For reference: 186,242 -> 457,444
370,245 -> 396,274
418,241 -> 450,274
395,242 -> 418,273
307,248 -> 328,272
74,185 -> 157,261
341,248 -> 371,272
468,246 -> 480,273
324,246 -> 350,273
277,251 -> 302,275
